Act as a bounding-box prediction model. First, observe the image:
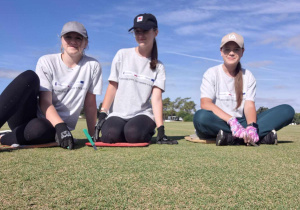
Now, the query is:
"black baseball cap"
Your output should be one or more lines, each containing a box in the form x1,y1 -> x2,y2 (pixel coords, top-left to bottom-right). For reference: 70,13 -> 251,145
128,13 -> 158,32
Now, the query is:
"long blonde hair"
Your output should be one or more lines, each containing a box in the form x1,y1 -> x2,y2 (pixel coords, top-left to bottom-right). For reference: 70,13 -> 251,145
234,62 -> 243,109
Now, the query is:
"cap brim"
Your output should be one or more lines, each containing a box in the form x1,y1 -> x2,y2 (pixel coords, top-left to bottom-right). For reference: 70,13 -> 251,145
61,31 -> 88,38
220,41 -> 243,48
128,24 -> 155,32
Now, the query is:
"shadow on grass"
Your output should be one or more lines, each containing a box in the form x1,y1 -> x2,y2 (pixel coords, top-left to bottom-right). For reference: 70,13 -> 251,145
277,140 -> 294,144
74,138 -> 90,149
0,148 -> 13,153
150,136 -> 186,144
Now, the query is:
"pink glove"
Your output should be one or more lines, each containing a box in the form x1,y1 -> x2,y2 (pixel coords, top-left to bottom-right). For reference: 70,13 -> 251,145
246,126 -> 259,143
227,117 -> 246,139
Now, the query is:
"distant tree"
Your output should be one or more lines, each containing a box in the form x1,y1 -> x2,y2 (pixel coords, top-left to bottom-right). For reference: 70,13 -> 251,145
257,106 -> 269,114
162,97 -> 196,121
183,114 -> 194,122
292,113 -> 300,124
182,100 -> 196,114
162,97 -> 176,119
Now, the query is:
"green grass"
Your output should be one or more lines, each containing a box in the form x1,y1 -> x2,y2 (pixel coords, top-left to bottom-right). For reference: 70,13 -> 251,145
1,120 -> 299,209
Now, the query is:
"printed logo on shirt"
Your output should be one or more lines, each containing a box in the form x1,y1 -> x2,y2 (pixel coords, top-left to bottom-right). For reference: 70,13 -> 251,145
219,91 -> 245,97
55,81 -> 84,88
137,16 -> 143,22
123,71 -> 155,82
53,80 -> 85,93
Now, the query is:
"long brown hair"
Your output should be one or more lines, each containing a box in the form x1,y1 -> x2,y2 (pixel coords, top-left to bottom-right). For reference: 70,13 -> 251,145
150,29 -> 158,70
234,62 -> 243,109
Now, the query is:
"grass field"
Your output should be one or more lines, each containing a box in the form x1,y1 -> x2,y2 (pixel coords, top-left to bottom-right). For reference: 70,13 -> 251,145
1,120 -> 299,209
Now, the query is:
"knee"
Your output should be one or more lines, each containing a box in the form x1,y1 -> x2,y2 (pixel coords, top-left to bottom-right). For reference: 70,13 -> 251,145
22,70 -> 40,88
279,104 -> 295,120
193,109 -> 213,126
124,126 -> 142,143
276,104 -> 295,120
101,126 -> 123,143
24,118 -> 55,141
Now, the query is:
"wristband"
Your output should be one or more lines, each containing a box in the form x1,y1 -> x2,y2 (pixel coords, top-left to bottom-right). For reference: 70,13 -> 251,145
100,107 -> 109,114
247,122 -> 258,129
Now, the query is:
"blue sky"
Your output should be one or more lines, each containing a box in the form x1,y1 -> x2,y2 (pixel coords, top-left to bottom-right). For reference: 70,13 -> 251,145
1,0 -> 300,112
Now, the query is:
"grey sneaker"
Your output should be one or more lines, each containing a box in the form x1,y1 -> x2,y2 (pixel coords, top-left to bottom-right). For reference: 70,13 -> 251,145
260,130 -> 278,145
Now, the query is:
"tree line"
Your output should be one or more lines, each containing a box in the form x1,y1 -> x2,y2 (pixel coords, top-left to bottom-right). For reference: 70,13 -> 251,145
163,97 -> 196,121
257,106 -> 300,124
82,102 -> 299,124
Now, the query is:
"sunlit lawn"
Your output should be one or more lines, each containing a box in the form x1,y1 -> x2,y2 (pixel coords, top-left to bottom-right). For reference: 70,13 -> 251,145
1,120 -> 299,209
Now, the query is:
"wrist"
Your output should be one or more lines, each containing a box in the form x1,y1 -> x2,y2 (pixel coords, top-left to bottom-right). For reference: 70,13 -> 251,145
247,122 -> 258,129
100,107 -> 109,115
55,122 -> 68,130
98,112 -> 107,120
157,125 -> 165,137
227,116 -> 236,125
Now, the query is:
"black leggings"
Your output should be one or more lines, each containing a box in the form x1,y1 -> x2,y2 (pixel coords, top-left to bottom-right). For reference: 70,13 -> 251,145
0,70 -> 55,145
100,115 -> 156,143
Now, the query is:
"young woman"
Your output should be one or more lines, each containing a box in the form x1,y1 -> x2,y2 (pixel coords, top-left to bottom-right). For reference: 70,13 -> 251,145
93,13 -> 177,144
0,21 -> 102,149
193,32 -> 294,146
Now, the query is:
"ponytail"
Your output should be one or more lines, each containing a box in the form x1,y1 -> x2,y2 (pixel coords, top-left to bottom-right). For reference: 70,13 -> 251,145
234,62 -> 243,109
150,37 -> 158,70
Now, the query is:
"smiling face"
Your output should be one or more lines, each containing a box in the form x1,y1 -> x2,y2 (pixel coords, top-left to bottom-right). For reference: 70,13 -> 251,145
134,28 -> 158,49
61,32 -> 88,57
220,41 -> 244,67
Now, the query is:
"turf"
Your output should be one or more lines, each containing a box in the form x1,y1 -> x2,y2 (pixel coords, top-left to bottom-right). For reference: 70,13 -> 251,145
0,120 -> 299,209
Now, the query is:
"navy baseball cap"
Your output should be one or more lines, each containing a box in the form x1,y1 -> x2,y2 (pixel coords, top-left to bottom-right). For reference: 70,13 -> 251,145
128,13 -> 157,32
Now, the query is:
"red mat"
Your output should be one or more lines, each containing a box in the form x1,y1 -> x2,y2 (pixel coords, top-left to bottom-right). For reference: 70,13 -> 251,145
86,142 -> 150,147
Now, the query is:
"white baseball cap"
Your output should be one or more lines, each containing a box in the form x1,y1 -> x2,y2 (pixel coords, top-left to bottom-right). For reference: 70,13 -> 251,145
220,32 -> 244,48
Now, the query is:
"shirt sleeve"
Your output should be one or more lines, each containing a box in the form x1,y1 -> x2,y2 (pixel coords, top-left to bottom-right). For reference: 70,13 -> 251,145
89,61 -> 103,95
108,50 -> 121,83
35,56 -> 53,92
245,70 -> 256,101
200,69 -> 216,100
153,62 -> 166,92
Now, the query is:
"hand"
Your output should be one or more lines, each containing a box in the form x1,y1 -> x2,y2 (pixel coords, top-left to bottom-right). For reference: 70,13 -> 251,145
156,125 -> 178,145
245,126 -> 259,144
55,123 -> 74,149
93,112 -> 107,142
227,117 -> 246,139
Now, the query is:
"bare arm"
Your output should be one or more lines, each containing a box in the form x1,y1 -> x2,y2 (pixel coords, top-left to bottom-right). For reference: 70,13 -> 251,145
152,87 -> 163,128
84,92 -> 97,135
39,91 -> 63,126
244,100 -> 257,124
101,81 -> 118,111
201,97 -> 232,123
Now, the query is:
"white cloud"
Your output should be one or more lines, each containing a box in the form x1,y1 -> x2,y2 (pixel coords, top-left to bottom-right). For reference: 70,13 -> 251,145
255,96 -> 299,112
250,1 -> 300,15
245,60 -> 273,69
158,9 -> 211,26
164,51 -> 222,63
287,35 -> 300,50
0,69 -> 22,79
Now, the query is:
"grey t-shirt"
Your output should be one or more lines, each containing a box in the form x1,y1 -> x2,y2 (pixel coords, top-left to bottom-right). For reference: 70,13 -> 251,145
108,48 -> 165,121
200,64 -> 256,117
36,53 -> 102,130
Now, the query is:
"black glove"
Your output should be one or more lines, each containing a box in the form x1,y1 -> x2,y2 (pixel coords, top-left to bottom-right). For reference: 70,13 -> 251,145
93,112 -> 107,142
55,123 -> 74,149
156,125 -> 178,145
